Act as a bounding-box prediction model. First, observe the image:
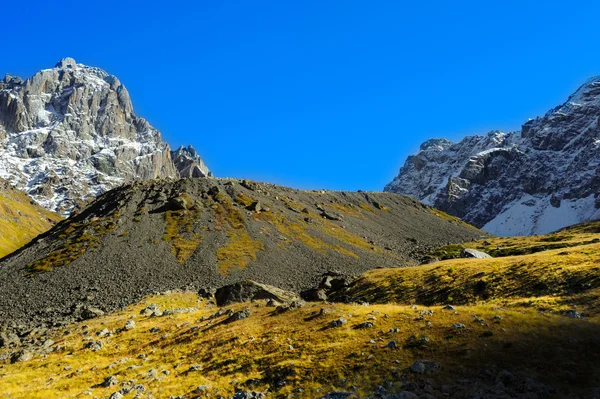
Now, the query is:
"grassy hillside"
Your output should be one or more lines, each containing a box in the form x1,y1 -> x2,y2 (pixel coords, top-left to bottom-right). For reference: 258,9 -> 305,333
0,179 -> 62,258
1,221 -> 599,398
0,178 -> 487,328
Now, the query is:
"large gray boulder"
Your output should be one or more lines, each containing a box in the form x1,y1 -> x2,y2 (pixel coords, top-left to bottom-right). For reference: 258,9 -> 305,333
460,248 -> 492,259
215,280 -> 299,306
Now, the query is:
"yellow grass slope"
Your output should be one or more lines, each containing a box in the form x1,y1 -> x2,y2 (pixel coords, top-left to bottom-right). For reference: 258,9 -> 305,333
0,180 -> 62,258
0,221 -> 600,398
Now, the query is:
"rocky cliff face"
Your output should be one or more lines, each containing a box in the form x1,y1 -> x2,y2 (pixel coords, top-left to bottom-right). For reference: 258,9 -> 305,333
385,77 -> 600,236
0,58 -> 210,215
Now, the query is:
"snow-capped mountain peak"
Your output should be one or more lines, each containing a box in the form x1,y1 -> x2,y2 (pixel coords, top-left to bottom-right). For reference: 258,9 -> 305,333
0,58 -> 210,215
385,77 -> 600,236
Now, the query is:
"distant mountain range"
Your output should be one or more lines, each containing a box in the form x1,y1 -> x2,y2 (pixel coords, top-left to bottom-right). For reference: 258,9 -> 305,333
0,58 -> 210,216
385,77 -> 600,236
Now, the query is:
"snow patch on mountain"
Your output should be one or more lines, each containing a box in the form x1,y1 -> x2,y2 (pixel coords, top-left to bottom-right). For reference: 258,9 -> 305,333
385,78 -> 600,236
0,58 -> 210,215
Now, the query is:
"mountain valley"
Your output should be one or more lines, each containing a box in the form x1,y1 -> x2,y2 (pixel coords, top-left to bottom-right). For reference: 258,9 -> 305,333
0,59 -> 600,399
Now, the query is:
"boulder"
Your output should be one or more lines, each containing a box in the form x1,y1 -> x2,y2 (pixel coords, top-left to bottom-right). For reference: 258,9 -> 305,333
10,349 -> 32,363
410,360 -> 440,374
0,330 -> 20,348
198,287 -> 216,299
80,306 -> 105,320
460,248 -> 492,259
225,308 -> 251,323
300,288 -> 328,302
215,281 -> 299,306
231,392 -> 265,399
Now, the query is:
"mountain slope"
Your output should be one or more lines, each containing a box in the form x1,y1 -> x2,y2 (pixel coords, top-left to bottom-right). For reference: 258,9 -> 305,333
1,221 -> 600,398
385,77 -> 600,236
0,58 -> 210,216
0,178 -> 61,258
0,178 -> 486,327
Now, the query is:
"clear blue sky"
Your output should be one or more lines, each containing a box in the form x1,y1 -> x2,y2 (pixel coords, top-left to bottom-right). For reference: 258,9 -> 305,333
3,1 -> 600,191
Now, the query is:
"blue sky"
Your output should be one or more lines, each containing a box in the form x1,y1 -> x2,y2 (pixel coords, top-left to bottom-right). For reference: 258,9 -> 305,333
3,1 -> 600,190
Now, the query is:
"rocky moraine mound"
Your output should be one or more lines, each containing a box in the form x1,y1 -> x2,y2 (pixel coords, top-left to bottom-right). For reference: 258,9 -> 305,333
0,178 -> 487,327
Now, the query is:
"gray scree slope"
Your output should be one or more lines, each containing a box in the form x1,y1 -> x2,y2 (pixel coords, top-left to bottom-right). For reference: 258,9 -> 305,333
0,178 -> 487,327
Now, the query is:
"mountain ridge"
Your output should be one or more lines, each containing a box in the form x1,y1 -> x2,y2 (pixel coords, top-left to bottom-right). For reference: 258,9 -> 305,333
0,58 -> 210,216
385,76 -> 600,236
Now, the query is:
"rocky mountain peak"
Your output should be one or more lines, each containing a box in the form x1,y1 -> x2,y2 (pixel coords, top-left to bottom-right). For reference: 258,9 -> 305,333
171,145 -> 212,178
54,57 -> 77,69
385,76 -> 600,236
0,58 -> 210,215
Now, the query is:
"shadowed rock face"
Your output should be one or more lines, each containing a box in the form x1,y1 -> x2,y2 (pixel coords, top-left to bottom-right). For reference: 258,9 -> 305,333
385,77 -> 600,236
0,58 -> 210,216
0,177 -> 487,328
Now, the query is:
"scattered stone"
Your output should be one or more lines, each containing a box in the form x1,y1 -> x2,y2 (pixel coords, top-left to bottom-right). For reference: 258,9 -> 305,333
410,360 -> 440,374
265,299 -> 280,307
124,320 -> 136,330
84,341 -> 103,351
10,350 -> 32,363
215,281 -> 299,306
150,327 -> 160,333
198,287 -> 216,299
442,305 -> 456,311
102,375 -> 118,387
387,341 -> 397,349
452,324 -> 466,329
389,328 -> 399,333
300,288 -> 328,302
80,306 -> 105,320
231,391 -> 266,399
0,330 -> 21,348
97,328 -> 111,337
328,318 -> 347,328
565,310 -> 582,319
460,248 -> 492,259
275,300 -> 307,314
108,392 -> 124,399
386,392 -> 418,399
140,304 -> 160,316
225,308 -> 251,323
195,385 -> 211,393
247,201 -> 262,212
355,321 -> 374,329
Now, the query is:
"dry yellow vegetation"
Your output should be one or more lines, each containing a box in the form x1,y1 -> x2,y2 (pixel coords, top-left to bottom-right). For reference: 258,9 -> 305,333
0,183 -> 62,259
0,292 -> 598,398
1,221 -> 600,398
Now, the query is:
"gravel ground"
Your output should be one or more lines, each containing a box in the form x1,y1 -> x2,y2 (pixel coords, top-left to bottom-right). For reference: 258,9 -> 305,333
0,178 -> 489,328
